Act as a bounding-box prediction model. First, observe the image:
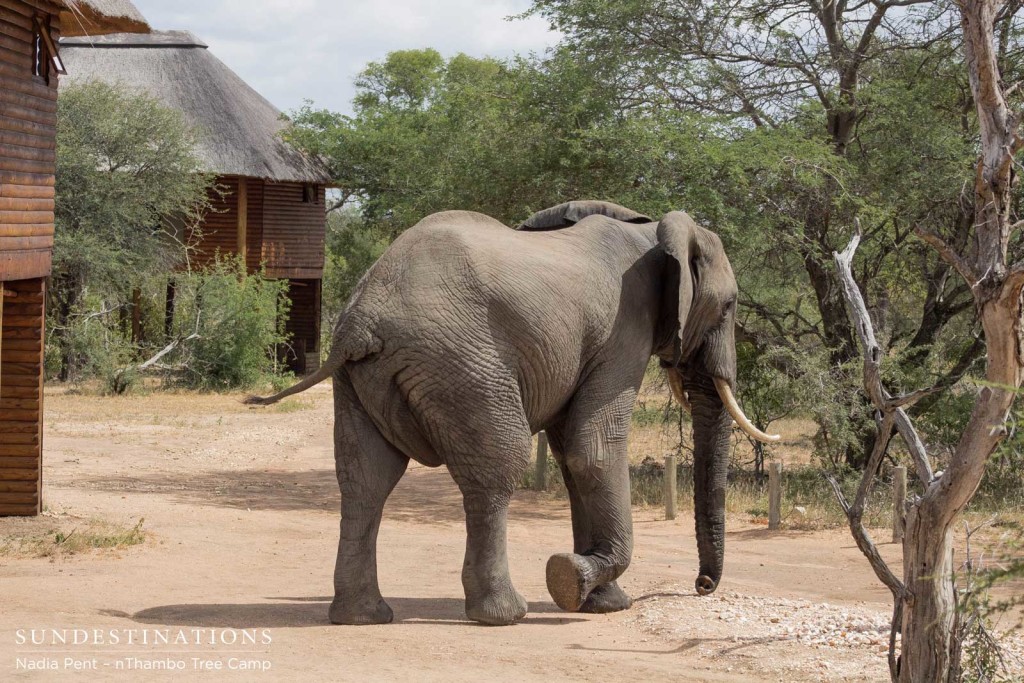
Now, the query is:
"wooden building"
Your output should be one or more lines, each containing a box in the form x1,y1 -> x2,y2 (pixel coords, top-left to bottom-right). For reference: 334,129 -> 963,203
61,31 -> 333,374
0,0 -> 149,517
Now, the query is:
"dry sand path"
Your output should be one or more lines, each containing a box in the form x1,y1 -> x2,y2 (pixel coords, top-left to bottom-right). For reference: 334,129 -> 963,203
0,385 -> 969,681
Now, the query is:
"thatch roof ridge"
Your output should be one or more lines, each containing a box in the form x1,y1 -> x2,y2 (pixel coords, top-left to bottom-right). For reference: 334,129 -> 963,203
59,0 -> 150,37
60,30 -> 332,184
62,30 -> 206,48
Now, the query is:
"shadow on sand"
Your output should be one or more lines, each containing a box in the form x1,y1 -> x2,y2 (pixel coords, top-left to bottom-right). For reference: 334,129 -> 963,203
78,465 -> 566,523
120,597 -> 583,628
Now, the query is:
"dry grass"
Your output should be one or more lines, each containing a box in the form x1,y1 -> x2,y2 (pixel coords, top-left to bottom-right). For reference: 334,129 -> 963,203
0,515 -> 146,559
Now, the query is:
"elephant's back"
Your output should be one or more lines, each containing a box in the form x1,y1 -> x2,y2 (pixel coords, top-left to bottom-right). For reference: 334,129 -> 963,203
345,209 -> 659,436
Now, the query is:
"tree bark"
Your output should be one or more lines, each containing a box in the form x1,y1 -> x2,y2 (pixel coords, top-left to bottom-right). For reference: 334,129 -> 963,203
900,505 -> 957,679
897,2 -> 1024,680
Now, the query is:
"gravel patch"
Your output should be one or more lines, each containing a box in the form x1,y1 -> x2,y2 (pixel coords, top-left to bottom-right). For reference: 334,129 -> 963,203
632,587 -> 1024,681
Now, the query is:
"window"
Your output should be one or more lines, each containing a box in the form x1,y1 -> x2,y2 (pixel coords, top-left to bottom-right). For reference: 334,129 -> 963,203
302,184 -> 318,203
32,27 -> 45,79
32,16 -> 66,83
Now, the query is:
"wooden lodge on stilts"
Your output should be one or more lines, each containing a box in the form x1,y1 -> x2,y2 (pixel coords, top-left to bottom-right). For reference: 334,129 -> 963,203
60,30 -> 333,375
0,0 -> 149,517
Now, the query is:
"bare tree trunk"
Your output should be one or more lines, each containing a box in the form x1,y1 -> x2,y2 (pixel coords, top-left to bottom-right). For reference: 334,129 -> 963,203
898,3 -> 1024,679
830,2 -> 1024,681
900,506 -> 957,679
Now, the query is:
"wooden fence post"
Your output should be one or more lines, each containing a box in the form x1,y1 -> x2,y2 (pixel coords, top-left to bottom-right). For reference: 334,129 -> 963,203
768,462 -> 782,530
131,288 -> 142,343
892,465 -> 907,543
664,455 -> 677,520
534,432 -> 548,492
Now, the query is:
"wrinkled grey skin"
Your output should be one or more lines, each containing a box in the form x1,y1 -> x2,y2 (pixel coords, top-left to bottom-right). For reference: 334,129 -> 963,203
247,201 -> 739,626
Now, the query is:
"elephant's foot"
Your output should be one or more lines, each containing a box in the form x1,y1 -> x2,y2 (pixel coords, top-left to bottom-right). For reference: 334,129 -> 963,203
329,595 -> 394,625
546,553 -> 603,612
579,580 -> 632,614
465,584 -> 528,626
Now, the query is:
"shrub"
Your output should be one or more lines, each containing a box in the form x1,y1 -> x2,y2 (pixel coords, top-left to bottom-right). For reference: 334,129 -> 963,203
169,257 -> 291,390
44,292 -> 140,395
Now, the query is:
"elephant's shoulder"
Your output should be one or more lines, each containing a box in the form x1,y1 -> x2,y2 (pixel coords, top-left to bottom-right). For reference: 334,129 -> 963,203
516,201 -> 652,231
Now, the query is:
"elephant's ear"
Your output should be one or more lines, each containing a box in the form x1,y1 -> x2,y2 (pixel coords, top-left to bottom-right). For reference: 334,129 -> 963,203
517,200 -> 652,231
657,211 -> 699,354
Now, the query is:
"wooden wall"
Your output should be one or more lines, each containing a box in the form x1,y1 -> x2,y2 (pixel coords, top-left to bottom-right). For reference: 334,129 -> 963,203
245,178 -> 264,273
1,0 -> 61,516
190,176 -> 324,279
261,182 -> 325,280
0,0 -> 61,281
183,176 -> 325,374
0,277 -> 44,516
190,175 -> 241,268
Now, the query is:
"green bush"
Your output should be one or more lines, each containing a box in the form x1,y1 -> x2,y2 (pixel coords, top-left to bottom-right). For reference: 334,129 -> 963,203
170,257 -> 291,390
44,293 -> 140,395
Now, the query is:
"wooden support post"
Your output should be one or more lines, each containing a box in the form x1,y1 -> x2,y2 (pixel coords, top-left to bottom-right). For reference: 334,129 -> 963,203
0,285 -> 4,404
892,465 -> 907,543
665,455 -> 677,520
768,461 -> 782,530
164,279 -> 176,339
130,288 -> 142,343
534,431 -> 548,491
236,177 -> 248,267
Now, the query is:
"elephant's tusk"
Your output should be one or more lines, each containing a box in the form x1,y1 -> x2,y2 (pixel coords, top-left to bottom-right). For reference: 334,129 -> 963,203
713,378 -> 780,443
665,368 -> 692,414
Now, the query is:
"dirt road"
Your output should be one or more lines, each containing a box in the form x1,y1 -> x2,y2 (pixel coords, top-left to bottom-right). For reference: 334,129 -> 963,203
0,385 -> 951,681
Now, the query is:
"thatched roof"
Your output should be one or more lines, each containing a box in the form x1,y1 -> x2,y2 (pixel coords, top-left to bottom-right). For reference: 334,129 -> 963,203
59,0 -> 150,38
60,30 -> 332,184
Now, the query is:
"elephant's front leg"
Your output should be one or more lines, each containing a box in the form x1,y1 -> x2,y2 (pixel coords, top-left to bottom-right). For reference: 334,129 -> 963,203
555,454 -> 633,614
545,389 -> 635,612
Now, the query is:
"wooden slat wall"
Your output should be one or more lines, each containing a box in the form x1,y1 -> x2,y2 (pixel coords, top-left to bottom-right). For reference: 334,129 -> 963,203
189,175 -> 240,268
245,178 -> 264,273
0,0 -> 60,282
0,277 -> 43,516
278,278 -> 321,375
284,279 -> 320,352
261,182 -> 325,279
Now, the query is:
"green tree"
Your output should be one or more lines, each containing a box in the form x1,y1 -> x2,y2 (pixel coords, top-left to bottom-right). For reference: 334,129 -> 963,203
286,32 -> 1008,467
52,81 -> 211,380
523,0 -> 1020,465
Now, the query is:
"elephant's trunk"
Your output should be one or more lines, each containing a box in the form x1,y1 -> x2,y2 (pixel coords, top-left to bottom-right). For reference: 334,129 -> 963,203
688,373 -> 732,596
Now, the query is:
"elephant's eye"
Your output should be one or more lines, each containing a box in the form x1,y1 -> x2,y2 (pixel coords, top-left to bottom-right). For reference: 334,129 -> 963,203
722,298 -> 736,320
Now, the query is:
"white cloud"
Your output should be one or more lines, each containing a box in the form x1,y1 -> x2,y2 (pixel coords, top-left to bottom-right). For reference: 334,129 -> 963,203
130,0 -> 559,115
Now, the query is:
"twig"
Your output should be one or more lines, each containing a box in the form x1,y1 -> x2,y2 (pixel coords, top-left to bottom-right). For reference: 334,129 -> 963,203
825,470 -> 906,600
893,409 -> 935,485
137,333 -> 200,371
834,235 -> 938,486
888,600 -> 902,681
914,226 -> 979,285
886,385 -> 942,409
135,309 -> 202,373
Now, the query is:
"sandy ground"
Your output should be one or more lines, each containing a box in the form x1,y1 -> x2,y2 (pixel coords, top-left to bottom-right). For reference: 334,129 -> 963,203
0,384 -> 1016,682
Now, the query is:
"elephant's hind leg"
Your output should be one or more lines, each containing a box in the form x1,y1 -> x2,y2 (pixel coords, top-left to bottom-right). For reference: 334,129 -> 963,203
457,486 -> 529,625
330,372 -> 409,625
442,392 -> 532,625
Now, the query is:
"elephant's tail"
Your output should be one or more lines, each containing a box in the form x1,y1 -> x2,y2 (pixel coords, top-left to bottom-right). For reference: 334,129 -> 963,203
243,323 -> 381,406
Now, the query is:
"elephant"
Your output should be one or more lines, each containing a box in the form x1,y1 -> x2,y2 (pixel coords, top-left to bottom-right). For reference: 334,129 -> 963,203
246,200 -> 778,626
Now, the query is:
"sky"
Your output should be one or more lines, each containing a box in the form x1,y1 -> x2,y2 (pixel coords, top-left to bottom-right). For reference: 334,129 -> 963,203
130,0 -> 560,116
